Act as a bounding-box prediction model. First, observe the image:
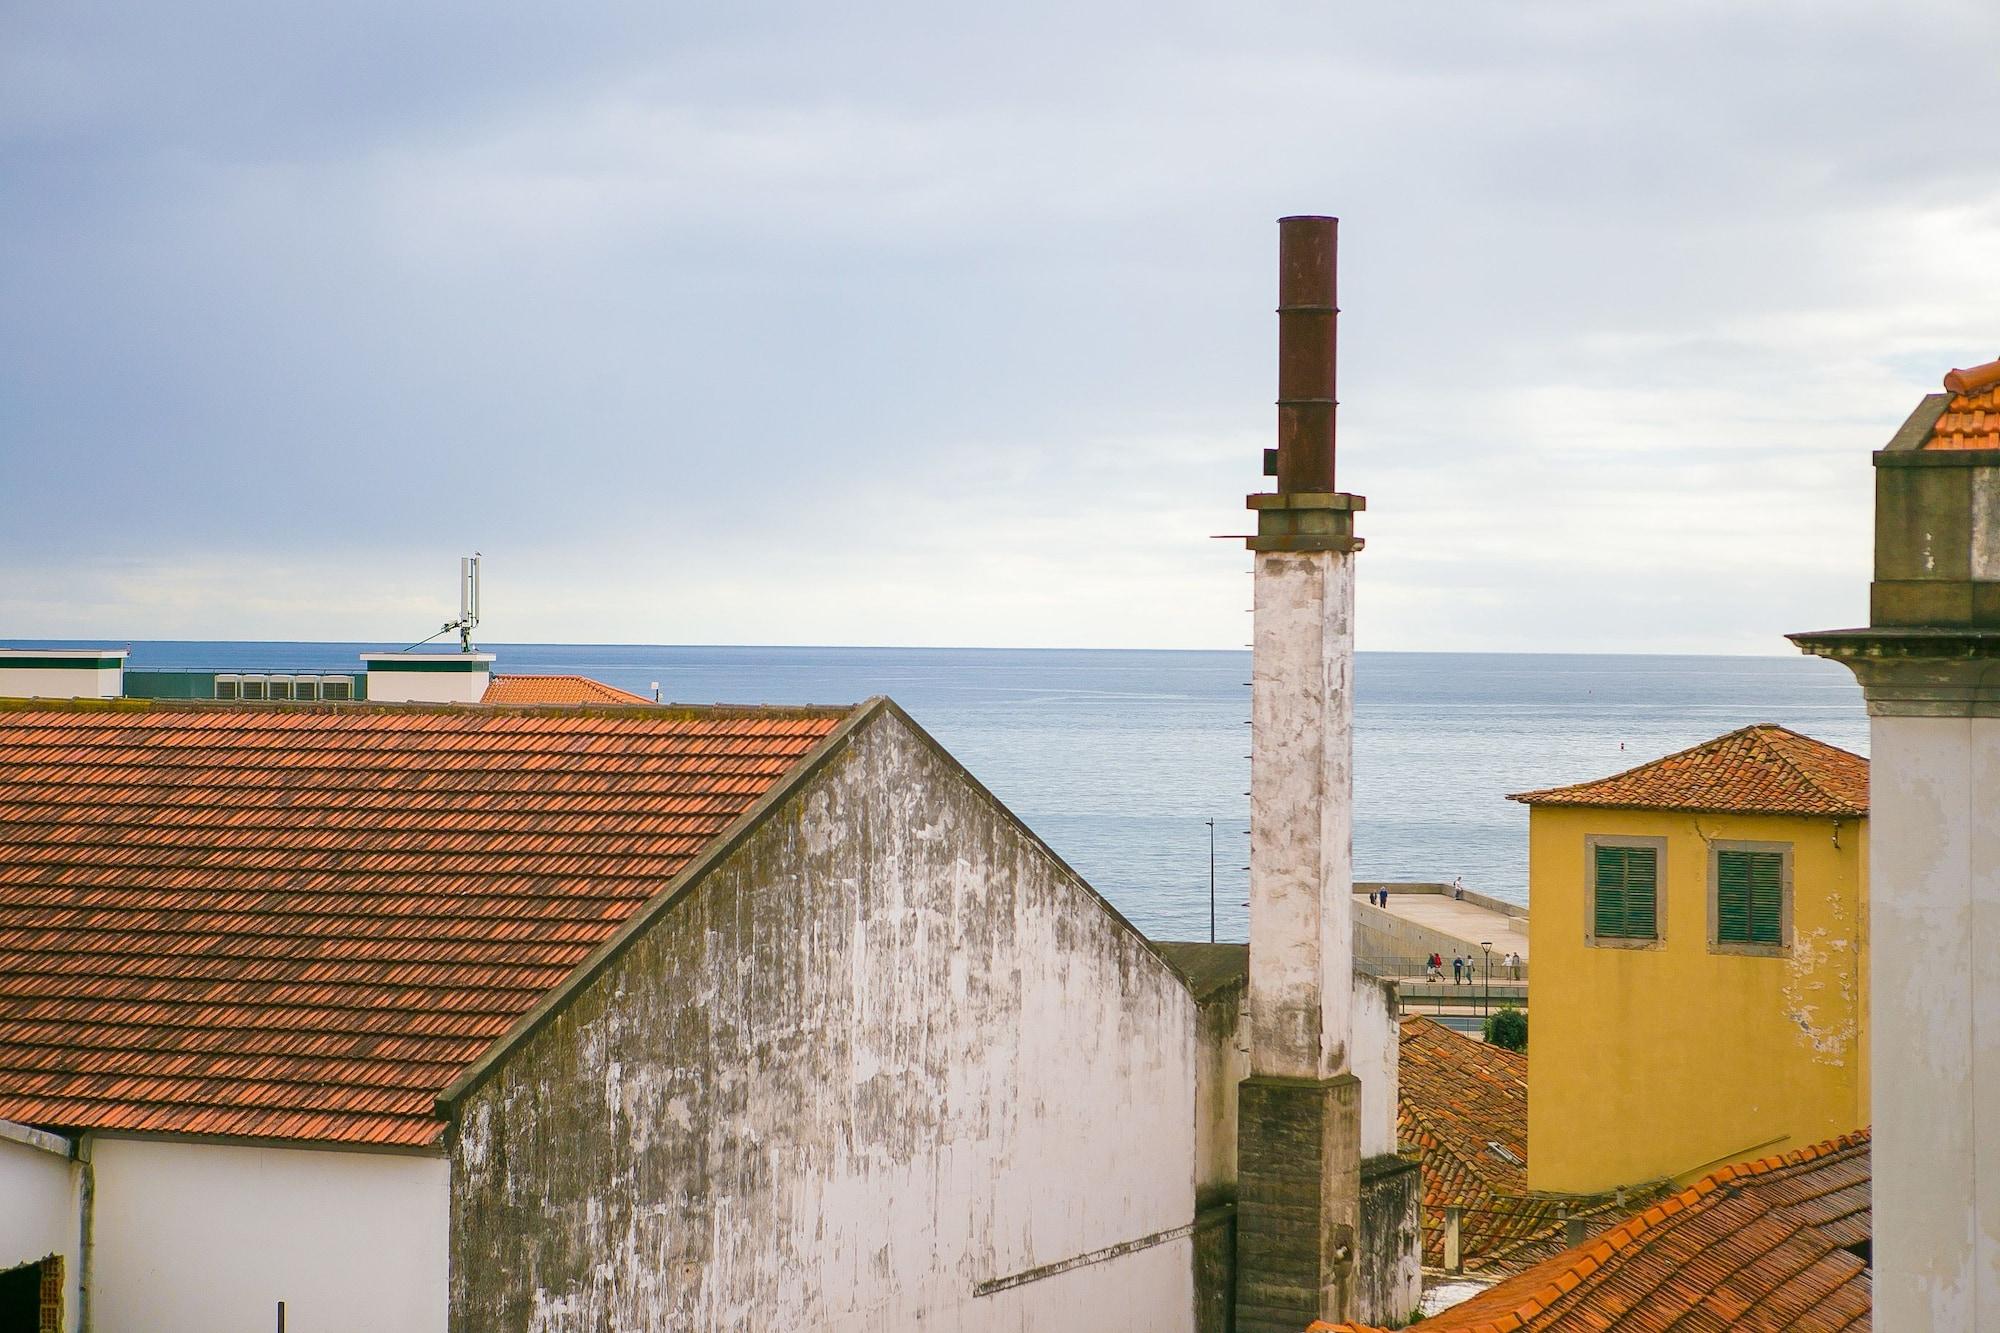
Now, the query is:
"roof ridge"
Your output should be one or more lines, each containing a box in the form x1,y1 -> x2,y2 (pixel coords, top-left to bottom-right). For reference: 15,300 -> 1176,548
1313,1128 -> 1872,1333
1750,726 -> 1863,807
1506,723 -> 1779,802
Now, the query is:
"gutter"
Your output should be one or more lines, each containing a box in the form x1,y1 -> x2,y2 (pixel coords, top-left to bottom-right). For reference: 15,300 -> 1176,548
0,1116 -> 72,1159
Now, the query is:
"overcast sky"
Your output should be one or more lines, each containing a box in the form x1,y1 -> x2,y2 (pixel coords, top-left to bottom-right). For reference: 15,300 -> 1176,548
4,2 -> 1997,652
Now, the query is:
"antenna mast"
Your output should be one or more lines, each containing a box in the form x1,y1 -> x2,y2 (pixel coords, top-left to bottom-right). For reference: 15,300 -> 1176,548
445,554 -> 481,652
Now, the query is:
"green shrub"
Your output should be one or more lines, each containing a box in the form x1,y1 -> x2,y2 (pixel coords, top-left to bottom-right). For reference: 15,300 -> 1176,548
1485,1004 -> 1527,1051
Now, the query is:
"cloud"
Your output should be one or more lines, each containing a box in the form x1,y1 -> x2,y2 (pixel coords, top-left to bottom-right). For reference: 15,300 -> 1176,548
2,1 -> 1997,650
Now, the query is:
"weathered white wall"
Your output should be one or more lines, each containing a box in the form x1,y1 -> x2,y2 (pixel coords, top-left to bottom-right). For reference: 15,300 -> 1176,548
1350,973 -> 1400,1160
361,654 -> 493,704
452,706 -> 1201,1332
1249,550 -> 1355,1079
1870,716 -> 2000,1331
1192,982 -> 1248,1198
88,1135 -> 448,1333
0,1127 -> 77,1332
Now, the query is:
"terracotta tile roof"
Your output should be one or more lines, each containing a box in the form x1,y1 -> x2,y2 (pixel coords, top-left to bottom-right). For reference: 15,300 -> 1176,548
1926,357 -> 2000,450
1507,724 -> 1867,818
1313,1129 -> 1872,1332
480,674 -> 652,706
0,699 -> 854,1147
1398,1016 -> 1567,1268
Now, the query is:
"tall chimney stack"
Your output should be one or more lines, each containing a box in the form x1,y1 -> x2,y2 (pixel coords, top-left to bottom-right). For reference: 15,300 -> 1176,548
1235,215 -> 1367,1332
1276,216 -> 1340,495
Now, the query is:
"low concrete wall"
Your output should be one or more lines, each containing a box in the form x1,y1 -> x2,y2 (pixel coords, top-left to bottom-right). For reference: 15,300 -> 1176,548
1356,1153 -> 1422,1326
1356,881 -> 1527,920
1351,902 -> 1530,984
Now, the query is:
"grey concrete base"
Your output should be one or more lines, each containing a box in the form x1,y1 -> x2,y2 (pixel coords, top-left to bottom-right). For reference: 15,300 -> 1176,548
1234,1073 -> 1361,1333
1356,1152 -> 1423,1326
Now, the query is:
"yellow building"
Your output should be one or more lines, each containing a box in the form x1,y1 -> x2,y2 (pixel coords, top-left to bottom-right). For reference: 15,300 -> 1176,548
1509,724 -> 1869,1195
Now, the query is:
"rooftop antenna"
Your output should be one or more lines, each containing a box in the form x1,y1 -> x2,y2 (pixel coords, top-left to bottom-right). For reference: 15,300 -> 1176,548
449,554 -> 481,652
403,554 -> 482,653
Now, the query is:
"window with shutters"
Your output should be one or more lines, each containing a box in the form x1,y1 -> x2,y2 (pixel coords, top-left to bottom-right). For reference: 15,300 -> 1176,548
1709,841 -> 1791,956
1584,835 -> 1666,948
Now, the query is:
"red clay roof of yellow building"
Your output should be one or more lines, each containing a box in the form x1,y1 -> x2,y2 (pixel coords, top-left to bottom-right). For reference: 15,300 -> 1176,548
1927,357 -> 2000,450
481,674 -> 651,706
0,699 -> 855,1146
1314,1129 -> 1871,1332
1508,724 -> 1866,818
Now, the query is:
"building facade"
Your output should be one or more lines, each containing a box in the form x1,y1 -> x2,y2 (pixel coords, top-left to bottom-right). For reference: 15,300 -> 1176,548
1511,725 -> 1869,1195
1794,354 -> 2000,1331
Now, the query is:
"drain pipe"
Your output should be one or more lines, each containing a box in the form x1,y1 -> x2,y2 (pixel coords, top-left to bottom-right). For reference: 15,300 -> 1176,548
76,1134 -> 94,1333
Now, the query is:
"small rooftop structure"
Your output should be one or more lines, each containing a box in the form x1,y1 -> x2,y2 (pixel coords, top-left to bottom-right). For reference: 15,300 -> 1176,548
480,674 -> 651,706
1316,1128 -> 1872,1332
1507,724 -> 1867,818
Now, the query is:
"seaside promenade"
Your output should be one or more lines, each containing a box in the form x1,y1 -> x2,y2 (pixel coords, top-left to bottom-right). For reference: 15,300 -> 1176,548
1351,884 -> 1530,1025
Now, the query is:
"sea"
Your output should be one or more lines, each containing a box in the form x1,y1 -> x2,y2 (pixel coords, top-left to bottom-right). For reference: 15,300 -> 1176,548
46,643 -> 1870,944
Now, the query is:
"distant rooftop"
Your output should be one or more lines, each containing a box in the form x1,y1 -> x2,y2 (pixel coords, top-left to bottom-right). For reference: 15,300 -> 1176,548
1508,724 -> 1867,818
481,674 -> 650,706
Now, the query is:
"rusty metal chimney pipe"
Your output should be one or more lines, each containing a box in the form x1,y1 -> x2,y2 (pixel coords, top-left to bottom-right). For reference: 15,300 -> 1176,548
1276,215 -> 1338,494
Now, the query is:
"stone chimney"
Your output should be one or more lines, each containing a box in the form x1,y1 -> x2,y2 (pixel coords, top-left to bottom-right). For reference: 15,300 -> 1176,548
1791,354 -> 2000,1332
1235,215 -> 1367,1332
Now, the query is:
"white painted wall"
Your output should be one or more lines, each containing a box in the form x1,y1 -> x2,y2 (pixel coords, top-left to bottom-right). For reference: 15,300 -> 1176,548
1870,716 -> 2000,1331
453,707 -> 1201,1331
1249,549 -> 1356,1080
361,654 -> 493,704
87,1136 -> 448,1333
1350,973 -> 1400,1160
0,1127 -> 78,1333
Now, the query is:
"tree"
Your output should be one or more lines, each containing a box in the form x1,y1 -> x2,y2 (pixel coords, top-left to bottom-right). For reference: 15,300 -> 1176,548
1485,1004 -> 1527,1051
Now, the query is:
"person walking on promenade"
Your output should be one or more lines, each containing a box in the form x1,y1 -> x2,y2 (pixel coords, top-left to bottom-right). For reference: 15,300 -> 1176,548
1427,952 -> 1441,982
1452,955 -> 1464,984
1452,876 -> 1465,901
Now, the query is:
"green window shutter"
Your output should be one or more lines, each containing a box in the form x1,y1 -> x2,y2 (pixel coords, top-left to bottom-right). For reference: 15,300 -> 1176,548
1594,846 -> 1658,940
1716,851 -> 1751,943
1716,850 -> 1785,946
1748,852 -> 1784,944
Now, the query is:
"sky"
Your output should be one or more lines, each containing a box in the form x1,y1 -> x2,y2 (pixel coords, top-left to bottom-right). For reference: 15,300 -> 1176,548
3,1 -> 1998,653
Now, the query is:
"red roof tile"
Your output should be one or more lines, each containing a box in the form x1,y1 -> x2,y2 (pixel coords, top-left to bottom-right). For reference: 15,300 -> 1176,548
1313,1129 -> 1872,1332
1507,725 -> 1866,818
480,675 -> 652,706
1401,1017 -> 1552,1268
1928,357 -> 2000,450
1398,1017 -> 1669,1273
0,700 -> 854,1146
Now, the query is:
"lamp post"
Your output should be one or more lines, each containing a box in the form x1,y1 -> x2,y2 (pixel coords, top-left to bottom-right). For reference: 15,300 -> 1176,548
1480,941 -> 1493,1021
1206,819 -> 1216,944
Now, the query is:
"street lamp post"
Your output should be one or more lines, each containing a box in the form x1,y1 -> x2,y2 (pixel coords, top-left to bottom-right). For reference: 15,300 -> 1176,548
1206,819 -> 1216,944
1480,941 -> 1494,1021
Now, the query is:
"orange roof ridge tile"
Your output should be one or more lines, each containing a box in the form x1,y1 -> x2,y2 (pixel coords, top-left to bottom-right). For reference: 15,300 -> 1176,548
1943,357 -> 2000,396
1312,1127 -> 1873,1333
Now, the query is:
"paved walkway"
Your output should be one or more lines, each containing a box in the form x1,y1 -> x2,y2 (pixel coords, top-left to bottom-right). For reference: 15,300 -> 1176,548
1358,888 -> 1530,963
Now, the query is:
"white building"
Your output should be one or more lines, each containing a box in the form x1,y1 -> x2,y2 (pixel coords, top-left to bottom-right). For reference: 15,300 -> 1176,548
1794,353 -> 2000,1332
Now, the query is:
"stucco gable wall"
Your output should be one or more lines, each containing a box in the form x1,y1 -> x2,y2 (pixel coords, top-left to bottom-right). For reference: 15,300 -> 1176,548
449,706 -> 1199,1331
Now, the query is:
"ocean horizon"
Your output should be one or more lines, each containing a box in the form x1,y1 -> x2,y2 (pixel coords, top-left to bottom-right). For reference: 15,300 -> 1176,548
16,640 -> 1870,942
